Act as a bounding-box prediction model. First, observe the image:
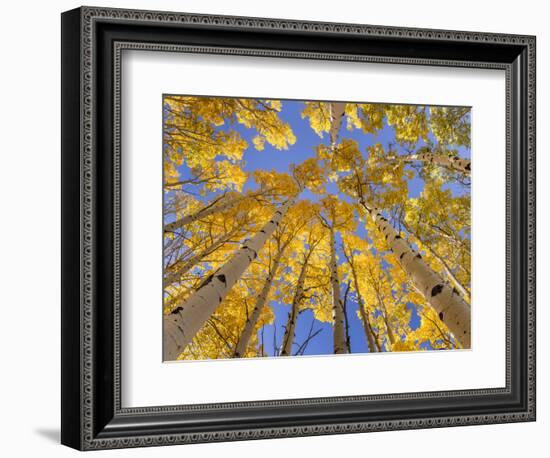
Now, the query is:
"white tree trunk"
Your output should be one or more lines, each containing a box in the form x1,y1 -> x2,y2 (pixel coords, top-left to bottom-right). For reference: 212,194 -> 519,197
164,228 -> 239,286
414,233 -> 470,301
330,227 -> 348,354
328,102 -> 349,354
280,252 -> 311,356
402,220 -> 471,301
233,250 -> 284,358
388,150 -> 471,175
360,199 -> 471,348
164,199 -> 294,360
280,293 -> 299,357
358,304 -> 378,352
330,102 -> 346,146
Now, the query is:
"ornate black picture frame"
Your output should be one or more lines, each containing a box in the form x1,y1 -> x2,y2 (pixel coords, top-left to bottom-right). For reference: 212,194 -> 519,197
61,6 -> 536,450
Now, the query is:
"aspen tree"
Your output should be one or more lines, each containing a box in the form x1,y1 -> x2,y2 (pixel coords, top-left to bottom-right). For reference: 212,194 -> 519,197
359,197 -> 471,348
316,197 -> 355,354
279,213 -> 329,356
164,199 -> 295,360
233,203 -> 311,357
164,226 -> 241,286
341,240 -> 379,353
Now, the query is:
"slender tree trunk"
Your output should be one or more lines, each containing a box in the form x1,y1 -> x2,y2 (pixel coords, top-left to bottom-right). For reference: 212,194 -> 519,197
421,310 -> 456,350
328,102 -> 349,355
233,249 -> 284,358
342,245 -> 378,353
416,220 -> 470,253
280,295 -> 299,357
330,102 -> 346,146
164,199 -> 294,360
371,284 -> 396,350
358,304 -> 378,353
387,150 -> 470,175
342,281 -> 352,353
165,190 -> 266,232
406,224 -> 471,301
280,248 -> 313,356
382,310 -> 396,349
366,312 -> 382,352
359,199 -> 471,348
328,102 -> 348,355
164,228 -> 239,286
329,227 -> 348,354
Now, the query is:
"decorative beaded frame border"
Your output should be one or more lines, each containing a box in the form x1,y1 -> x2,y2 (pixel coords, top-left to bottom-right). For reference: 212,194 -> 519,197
65,6 -> 536,450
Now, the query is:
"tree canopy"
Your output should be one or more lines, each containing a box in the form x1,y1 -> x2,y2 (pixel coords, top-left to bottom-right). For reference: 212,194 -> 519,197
163,96 -> 471,361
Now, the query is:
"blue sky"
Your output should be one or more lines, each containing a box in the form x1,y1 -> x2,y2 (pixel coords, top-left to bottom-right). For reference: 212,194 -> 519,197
164,98 -> 470,357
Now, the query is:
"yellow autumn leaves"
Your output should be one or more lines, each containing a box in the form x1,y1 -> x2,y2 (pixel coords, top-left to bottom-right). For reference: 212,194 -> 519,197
163,96 -> 296,194
163,96 -> 471,359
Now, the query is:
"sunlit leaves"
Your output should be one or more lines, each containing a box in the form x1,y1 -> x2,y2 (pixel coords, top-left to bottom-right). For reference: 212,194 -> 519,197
163,96 -> 297,194
235,98 -> 296,150
405,305 -> 457,350
429,107 -> 471,148
164,96 -> 471,359
301,101 -> 332,137
345,103 -> 385,134
319,139 -> 363,173
253,169 -> 300,198
318,195 -> 356,232
291,157 -> 325,193
385,105 -> 429,145
252,135 -> 266,151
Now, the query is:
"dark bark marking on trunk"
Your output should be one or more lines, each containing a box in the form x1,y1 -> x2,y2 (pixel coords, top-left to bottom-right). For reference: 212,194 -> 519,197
431,284 -> 444,297
198,274 -> 214,290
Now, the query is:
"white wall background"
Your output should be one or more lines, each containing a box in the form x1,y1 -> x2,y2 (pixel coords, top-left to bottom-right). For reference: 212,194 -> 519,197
0,0 -> 545,456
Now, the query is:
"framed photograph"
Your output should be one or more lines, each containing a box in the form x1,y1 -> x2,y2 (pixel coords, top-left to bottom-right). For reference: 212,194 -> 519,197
61,6 -> 536,450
